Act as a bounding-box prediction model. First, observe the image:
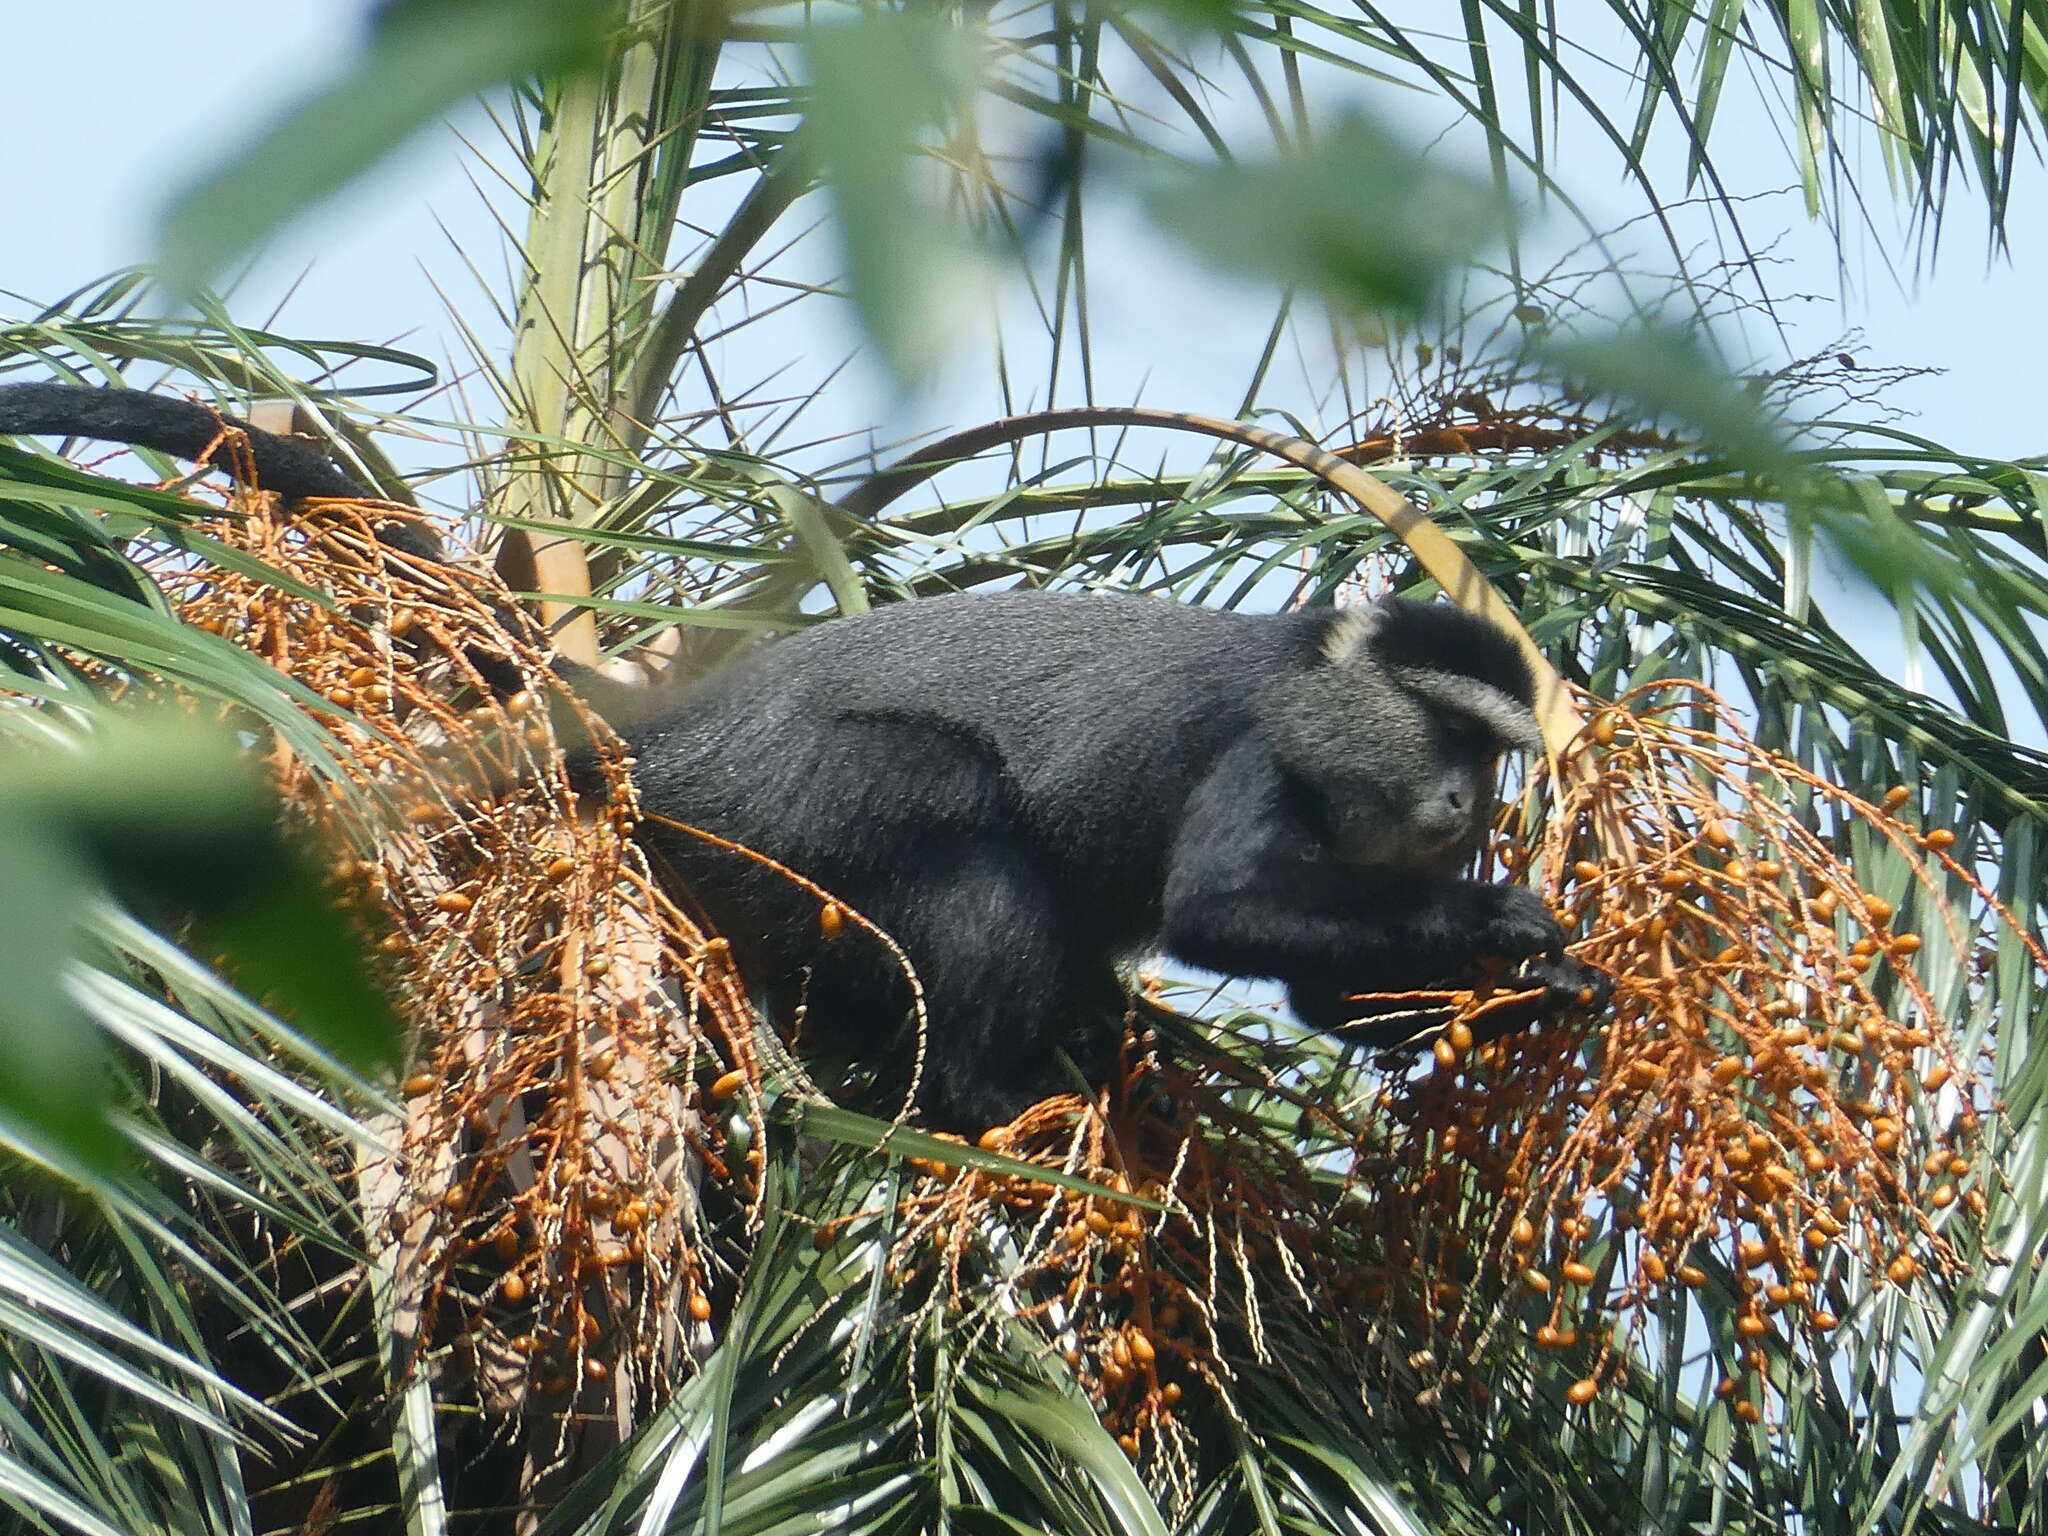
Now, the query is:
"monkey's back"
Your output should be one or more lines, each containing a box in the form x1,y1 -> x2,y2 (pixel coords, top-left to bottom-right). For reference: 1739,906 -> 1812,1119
625,591 -> 1328,948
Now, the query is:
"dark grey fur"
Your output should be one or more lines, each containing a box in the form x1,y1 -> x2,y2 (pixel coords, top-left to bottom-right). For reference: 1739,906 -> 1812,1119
623,591 -> 1588,1128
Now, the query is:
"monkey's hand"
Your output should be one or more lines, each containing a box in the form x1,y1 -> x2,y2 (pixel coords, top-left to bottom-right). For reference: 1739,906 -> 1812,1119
1470,883 -> 1569,967
1284,886 -> 1604,1046
1472,950 -> 1611,1038
1505,950 -> 1609,1008
1461,887 -> 1610,1040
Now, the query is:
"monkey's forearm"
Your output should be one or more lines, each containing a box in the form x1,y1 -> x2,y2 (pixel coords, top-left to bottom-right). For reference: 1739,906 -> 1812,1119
1161,863 -> 1561,987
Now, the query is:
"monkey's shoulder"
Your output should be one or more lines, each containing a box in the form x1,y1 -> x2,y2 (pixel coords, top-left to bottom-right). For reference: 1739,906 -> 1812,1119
713,591 -> 1336,696
618,592 -> 1332,802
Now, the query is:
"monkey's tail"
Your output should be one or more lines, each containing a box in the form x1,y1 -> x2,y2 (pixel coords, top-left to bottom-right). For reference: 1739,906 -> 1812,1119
0,381 -> 370,501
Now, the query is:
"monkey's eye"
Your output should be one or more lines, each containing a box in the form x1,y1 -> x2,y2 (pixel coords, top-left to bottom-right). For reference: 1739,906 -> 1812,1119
1438,716 -> 1491,758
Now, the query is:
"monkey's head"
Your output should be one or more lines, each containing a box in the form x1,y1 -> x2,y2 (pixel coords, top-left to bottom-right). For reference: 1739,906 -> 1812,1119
1270,598 -> 1543,870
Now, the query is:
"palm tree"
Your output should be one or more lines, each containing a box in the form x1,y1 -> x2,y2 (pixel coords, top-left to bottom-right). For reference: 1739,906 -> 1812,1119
3,2 -> 2047,1532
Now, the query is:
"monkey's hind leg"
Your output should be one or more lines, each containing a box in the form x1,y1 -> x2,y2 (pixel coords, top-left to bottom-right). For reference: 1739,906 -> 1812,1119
883,825 -> 1118,1133
768,714 -> 1115,1132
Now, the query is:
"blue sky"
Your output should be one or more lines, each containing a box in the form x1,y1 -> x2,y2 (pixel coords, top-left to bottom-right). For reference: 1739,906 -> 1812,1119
3,1 -> 2043,462
4,5 -> 483,371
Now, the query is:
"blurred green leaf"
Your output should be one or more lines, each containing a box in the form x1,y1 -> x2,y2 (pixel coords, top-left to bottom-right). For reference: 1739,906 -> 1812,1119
0,806 -> 112,1169
0,715 -> 398,1110
1150,111 -> 1511,316
1808,468 -> 1974,607
1135,0 -> 1241,28
803,14 -> 990,386
1537,325 -> 1800,482
156,0 -> 614,292
1539,326 -> 1982,607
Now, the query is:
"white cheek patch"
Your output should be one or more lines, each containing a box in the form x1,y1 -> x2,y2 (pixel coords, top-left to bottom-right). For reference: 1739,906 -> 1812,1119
1393,668 -> 1543,753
